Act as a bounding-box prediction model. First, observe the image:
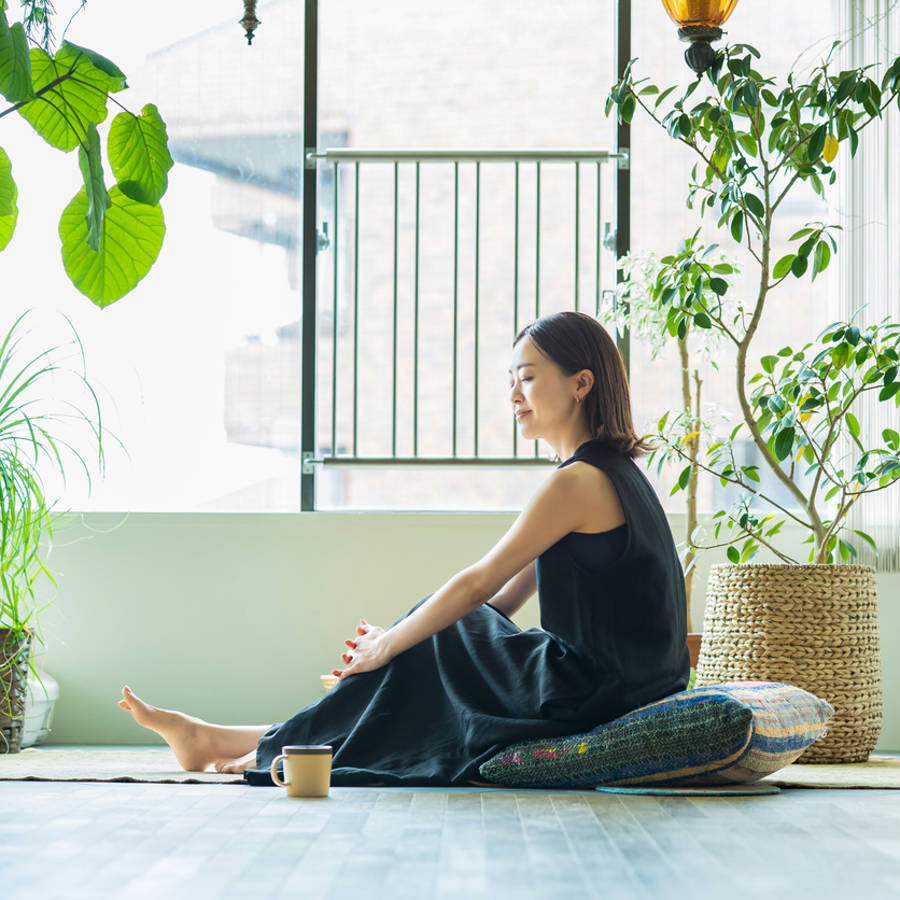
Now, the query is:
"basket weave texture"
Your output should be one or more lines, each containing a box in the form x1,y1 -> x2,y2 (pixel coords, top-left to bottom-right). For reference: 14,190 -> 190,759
1,629 -> 31,754
696,564 -> 882,764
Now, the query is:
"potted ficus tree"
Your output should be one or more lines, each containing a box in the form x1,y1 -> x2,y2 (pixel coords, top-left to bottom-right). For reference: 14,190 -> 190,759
606,40 -> 900,762
1,1 -> 172,750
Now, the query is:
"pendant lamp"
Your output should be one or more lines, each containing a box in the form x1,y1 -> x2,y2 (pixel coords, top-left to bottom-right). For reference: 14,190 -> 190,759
240,0 -> 260,45
660,1 -> 739,76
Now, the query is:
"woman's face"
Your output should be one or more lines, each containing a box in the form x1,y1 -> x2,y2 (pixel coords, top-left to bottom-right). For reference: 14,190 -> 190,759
508,335 -> 585,443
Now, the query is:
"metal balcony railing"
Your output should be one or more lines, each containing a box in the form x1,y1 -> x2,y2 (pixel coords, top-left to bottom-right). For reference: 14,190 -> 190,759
303,148 -> 626,478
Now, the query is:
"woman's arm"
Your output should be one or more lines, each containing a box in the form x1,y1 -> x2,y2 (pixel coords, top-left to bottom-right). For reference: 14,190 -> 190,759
485,561 -> 537,620
335,464 -> 596,680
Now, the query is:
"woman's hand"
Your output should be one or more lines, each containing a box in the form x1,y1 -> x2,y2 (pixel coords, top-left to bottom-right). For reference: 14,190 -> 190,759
331,619 -> 390,681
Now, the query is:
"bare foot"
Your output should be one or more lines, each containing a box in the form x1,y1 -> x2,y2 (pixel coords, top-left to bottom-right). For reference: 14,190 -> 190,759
117,686 -> 220,772
215,749 -> 257,775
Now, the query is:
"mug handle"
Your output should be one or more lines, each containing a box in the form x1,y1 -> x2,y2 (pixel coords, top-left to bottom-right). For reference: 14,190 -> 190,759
270,754 -> 287,787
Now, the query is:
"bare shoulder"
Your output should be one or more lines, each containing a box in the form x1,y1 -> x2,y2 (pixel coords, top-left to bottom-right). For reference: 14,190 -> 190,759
559,461 -> 626,533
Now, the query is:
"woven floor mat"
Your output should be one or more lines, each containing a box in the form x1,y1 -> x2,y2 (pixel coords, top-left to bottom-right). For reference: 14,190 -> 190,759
2,747 -> 898,788
760,754 -> 900,789
0,747 -> 243,783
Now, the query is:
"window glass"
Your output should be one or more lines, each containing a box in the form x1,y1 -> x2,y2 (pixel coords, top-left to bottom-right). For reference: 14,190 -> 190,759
6,0 -> 303,511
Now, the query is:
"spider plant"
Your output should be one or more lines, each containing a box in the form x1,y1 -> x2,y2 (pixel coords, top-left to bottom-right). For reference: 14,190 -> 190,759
0,310 -> 104,746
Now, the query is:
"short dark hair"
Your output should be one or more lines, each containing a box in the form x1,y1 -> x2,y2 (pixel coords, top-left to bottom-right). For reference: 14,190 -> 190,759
514,311 -> 653,459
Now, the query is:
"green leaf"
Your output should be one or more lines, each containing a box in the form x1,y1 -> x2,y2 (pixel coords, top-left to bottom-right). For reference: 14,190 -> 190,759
108,104 -> 173,206
846,411 -> 861,438
773,254 -> 795,279
807,123 -> 828,161
791,254 -> 808,278
730,210 -> 744,243
773,426 -> 795,461
59,185 -> 165,308
737,132 -> 757,156
883,428 -> 900,450
677,465 -> 692,491
60,41 -> 127,91
0,15 -> 33,103
834,75 -> 857,104
655,85 -> 677,108
726,545 -> 740,564
744,193 -> 765,218
709,277 -> 728,295
0,145 -> 17,251
838,538 -> 856,561
811,240 -> 831,281
77,123 -> 111,252
694,312 -> 712,328
852,529 -> 878,553
622,93 -> 636,123
760,355 -> 779,374
879,382 -> 900,402
18,46 -> 113,151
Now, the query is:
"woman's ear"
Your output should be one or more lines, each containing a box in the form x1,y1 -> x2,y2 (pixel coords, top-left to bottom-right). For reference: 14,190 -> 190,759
577,369 -> 594,395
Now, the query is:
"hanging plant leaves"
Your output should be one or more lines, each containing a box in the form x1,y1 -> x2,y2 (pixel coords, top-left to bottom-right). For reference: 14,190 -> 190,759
0,12 -> 33,103
59,185 -> 165,308
58,41 -> 127,91
17,43 -> 121,152
77,123 -> 110,252
108,104 -> 173,206
0,146 -> 18,251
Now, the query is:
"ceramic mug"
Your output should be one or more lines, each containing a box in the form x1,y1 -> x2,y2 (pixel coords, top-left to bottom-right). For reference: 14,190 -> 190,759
269,745 -> 333,797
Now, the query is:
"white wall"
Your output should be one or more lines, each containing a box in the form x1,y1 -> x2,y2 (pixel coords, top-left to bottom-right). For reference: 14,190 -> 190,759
37,512 -> 899,751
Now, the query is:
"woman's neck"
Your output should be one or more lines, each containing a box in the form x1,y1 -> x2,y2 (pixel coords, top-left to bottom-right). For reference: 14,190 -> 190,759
553,428 -> 595,464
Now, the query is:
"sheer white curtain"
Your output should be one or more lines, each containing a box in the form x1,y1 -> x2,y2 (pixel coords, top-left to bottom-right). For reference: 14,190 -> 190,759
832,0 -> 900,570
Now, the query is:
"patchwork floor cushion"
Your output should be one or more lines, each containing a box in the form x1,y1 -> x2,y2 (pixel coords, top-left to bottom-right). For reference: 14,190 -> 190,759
478,681 -> 835,789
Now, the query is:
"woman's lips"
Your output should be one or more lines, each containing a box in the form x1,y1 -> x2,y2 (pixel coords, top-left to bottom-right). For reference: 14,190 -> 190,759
515,410 -> 531,420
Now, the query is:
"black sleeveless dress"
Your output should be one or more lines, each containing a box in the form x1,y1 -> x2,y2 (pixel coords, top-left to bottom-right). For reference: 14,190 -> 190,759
249,439 -> 690,786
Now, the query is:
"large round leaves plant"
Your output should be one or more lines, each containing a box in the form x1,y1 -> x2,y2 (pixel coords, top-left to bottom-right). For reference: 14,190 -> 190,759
0,1 -> 172,307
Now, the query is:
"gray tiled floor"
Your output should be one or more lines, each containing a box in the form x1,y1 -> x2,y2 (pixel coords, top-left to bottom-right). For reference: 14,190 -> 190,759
1,776 -> 899,899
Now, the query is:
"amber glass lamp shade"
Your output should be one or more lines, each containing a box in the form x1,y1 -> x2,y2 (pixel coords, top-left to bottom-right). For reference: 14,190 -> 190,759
660,0 -> 739,76
660,0 -> 738,29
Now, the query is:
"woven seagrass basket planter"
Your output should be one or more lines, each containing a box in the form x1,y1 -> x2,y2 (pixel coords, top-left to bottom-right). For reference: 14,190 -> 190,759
1,628 -> 31,754
695,564 -> 882,764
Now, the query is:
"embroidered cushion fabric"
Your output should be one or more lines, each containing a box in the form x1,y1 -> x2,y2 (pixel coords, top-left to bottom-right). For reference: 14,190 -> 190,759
477,681 -> 835,789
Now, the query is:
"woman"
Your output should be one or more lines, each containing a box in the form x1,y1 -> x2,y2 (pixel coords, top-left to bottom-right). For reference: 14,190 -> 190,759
119,311 -> 690,785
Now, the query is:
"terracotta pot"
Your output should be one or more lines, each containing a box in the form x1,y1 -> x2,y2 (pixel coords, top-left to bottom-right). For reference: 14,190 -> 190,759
686,632 -> 703,670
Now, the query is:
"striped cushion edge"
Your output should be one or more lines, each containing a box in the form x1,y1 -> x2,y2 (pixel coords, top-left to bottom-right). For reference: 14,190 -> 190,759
638,681 -> 835,787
